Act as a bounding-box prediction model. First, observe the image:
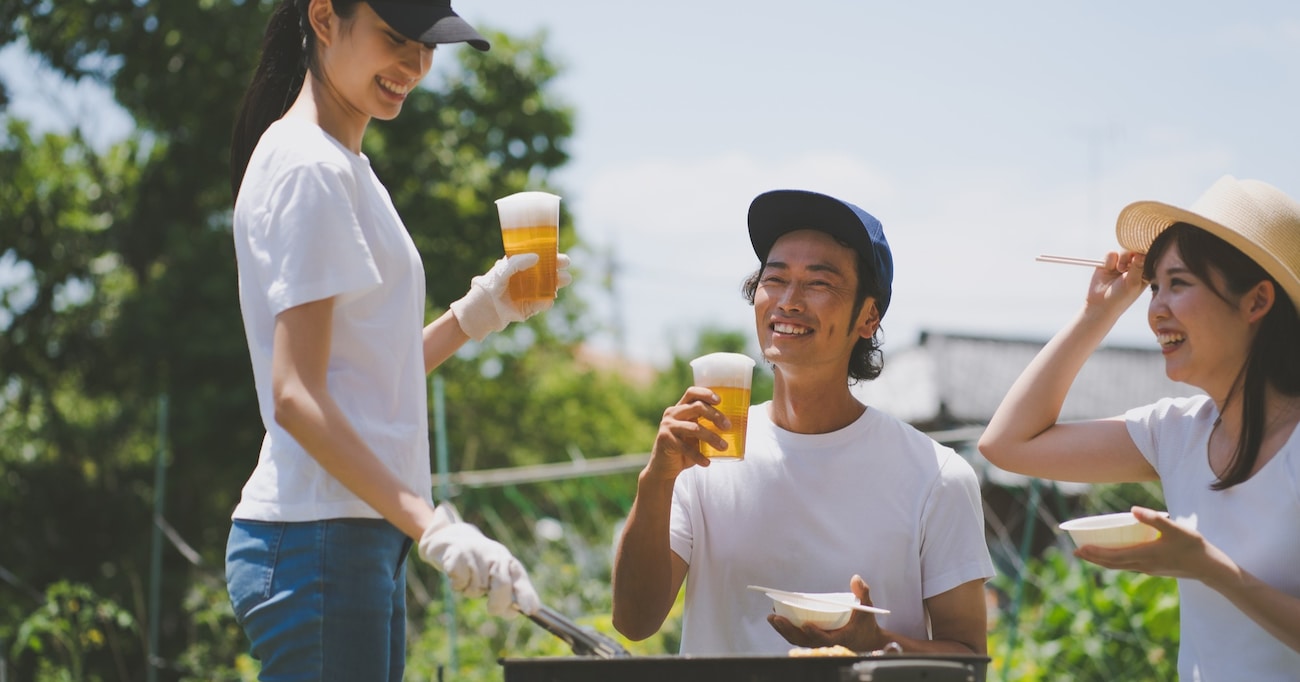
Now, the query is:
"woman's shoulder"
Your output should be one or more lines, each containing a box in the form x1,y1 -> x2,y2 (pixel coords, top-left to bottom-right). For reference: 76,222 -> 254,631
1128,393 -> 1214,423
239,120 -> 364,205
249,119 -> 361,177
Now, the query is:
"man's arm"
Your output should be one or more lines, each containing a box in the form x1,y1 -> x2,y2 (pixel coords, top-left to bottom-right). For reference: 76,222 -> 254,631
611,386 -> 728,641
611,474 -> 689,640
913,579 -> 988,654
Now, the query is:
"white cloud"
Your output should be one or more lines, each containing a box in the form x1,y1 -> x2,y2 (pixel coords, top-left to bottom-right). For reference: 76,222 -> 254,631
569,138 -> 1246,365
570,152 -> 895,363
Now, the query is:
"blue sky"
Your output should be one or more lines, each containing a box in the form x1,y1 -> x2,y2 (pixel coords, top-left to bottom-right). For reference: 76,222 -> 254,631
5,1 -> 1299,365
457,0 -> 1300,364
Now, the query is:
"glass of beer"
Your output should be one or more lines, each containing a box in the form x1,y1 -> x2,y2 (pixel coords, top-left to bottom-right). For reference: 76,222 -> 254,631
689,352 -> 756,461
495,191 -> 561,303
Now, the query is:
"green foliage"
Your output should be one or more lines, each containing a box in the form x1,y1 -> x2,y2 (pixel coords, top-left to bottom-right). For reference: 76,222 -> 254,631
405,476 -> 686,682
172,573 -> 258,682
988,549 -> 1179,682
11,582 -> 137,682
433,342 -> 657,472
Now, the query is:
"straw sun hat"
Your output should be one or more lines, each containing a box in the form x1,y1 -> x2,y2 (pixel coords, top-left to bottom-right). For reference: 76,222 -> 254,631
1116,175 -> 1300,314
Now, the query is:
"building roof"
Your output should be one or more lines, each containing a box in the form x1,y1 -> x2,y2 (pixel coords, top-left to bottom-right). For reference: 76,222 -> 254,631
851,330 -> 1203,427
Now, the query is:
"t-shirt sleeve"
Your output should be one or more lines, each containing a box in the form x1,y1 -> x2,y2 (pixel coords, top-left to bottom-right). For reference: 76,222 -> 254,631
1125,399 -> 1170,472
668,471 -> 695,565
919,449 -> 995,599
249,161 -> 382,316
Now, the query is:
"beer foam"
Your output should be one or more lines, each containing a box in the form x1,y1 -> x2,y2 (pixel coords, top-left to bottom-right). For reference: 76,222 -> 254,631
689,352 -> 756,388
496,191 -> 560,228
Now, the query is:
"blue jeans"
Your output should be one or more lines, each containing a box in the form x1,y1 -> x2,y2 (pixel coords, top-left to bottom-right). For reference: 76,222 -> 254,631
226,518 -> 413,681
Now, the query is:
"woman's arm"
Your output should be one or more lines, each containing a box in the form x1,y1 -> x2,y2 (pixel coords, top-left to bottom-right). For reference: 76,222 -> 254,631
1201,560 -> 1300,654
978,252 -> 1157,483
423,309 -> 470,373
273,297 -> 436,541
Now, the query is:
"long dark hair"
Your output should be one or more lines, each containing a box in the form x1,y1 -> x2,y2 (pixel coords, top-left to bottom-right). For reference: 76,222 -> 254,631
230,0 -> 361,200
742,244 -> 886,383
1145,223 -> 1300,489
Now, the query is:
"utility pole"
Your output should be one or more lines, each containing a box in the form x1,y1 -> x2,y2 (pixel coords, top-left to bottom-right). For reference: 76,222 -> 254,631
147,393 -> 169,682
601,240 -> 626,358
431,376 -> 458,672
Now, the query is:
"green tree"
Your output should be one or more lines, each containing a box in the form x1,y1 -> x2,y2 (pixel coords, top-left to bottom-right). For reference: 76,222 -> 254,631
0,117 -> 160,680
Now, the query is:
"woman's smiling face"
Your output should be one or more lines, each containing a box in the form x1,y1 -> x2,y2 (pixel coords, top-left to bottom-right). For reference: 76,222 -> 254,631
1147,242 -> 1257,394
314,1 -> 435,124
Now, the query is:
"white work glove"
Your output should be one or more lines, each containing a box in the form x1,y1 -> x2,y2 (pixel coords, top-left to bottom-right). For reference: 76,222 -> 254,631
449,253 -> 573,341
418,502 -> 541,616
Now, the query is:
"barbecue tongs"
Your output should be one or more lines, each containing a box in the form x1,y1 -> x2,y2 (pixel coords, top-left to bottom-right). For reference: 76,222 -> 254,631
523,603 -> 631,659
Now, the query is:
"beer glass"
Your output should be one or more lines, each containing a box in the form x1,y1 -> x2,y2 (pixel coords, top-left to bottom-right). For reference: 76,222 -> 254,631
689,352 -> 756,460
495,191 -> 561,303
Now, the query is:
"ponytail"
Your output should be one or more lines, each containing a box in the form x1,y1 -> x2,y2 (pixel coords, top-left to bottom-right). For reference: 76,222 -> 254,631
230,0 -> 310,201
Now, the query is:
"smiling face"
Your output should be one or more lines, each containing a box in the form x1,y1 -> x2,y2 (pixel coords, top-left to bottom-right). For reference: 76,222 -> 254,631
752,229 -> 879,379
1147,243 -> 1259,394
310,0 -> 435,134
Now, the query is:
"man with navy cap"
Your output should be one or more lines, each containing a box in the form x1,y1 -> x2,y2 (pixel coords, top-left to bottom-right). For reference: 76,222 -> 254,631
612,190 -> 994,656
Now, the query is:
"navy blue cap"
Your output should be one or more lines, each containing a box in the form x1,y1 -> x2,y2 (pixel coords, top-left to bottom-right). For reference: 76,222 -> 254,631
369,0 -> 490,51
747,189 -> 894,315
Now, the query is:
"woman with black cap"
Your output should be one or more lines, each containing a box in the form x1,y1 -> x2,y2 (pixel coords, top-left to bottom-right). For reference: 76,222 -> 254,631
980,176 -> 1300,679
225,1 -> 564,677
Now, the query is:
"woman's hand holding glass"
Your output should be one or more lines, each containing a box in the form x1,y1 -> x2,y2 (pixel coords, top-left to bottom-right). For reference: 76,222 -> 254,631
449,253 -> 572,340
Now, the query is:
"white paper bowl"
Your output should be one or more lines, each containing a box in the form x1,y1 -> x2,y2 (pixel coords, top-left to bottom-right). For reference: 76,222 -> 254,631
1059,511 -> 1164,548
768,592 -> 855,630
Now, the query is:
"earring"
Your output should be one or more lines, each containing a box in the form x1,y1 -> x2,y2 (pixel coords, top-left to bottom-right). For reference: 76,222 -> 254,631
296,0 -> 310,68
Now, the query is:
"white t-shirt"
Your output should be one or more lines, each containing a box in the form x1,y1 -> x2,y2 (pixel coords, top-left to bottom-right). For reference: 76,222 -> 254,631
231,118 -> 432,522
669,403 -> 995,655
1126,395 -> 1300,681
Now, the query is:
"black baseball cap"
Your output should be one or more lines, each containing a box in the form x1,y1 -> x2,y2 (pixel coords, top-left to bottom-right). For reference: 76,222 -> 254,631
369,0 -> 490,51
748,189 -> 894,315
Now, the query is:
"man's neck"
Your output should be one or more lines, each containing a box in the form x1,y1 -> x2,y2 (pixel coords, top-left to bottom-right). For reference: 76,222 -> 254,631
768,371 -> 866,435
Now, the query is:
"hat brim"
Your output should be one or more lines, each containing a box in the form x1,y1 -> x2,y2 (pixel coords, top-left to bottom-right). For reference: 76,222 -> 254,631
369,2 -> 490,51
1117,201 -> 1300,314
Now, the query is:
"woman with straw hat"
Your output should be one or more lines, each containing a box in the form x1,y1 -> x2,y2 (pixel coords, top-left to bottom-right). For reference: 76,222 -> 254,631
979,175 -> 1300,679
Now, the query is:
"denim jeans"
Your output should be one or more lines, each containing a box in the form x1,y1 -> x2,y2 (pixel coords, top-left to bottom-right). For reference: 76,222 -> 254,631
226,518 -> 413,681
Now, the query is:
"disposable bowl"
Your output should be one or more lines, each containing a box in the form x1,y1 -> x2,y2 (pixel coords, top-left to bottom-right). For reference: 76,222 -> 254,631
1058,511 -> 1164,548
768,592 -> 855,630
